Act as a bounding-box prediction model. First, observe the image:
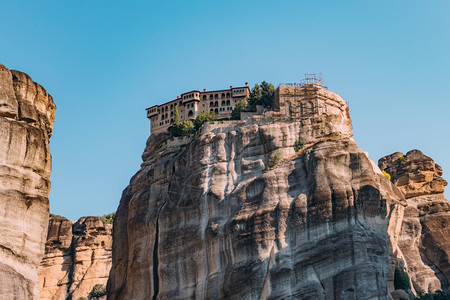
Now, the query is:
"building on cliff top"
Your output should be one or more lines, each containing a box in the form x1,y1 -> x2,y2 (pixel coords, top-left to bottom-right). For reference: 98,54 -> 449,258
274,75 -> 347,119
146,75 -> 347,135
146,84 -> 250,134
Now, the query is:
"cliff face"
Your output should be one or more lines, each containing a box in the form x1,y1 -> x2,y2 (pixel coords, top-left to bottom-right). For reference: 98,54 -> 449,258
39,215 -> 112,300
0,64 -> 56,299
379,150 -> 450,293
108,96 -> 407,299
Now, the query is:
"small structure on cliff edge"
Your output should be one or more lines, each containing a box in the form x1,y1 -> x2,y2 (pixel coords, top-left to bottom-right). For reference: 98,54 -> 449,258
274,74 -> 348,119
146,74 -> 348,135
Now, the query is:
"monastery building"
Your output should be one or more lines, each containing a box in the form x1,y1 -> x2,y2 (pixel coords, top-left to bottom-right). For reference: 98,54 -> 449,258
146,84 -> 250,134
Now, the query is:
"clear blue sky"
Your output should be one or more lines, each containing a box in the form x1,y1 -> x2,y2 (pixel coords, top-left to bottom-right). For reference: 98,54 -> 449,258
1,1 -> 449,221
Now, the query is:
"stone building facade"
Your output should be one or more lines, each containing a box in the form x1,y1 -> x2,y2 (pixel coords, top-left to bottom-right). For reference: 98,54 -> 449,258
146,84 -> 250,134
273,77 -> 347,119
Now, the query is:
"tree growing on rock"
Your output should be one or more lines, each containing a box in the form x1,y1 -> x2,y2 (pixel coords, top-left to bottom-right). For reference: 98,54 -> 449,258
231,81 -> 275,119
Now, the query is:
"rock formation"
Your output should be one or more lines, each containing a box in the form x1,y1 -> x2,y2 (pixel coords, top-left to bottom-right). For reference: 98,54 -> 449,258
0,64 -> 56,299
39,214 -> 112,300
108,92 -> 408,299
379,150 -> 450,294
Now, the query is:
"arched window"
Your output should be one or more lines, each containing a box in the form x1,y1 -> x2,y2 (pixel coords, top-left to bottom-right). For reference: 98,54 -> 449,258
161,115 -> 165,120
209,94 -> 214,100
226,93 -> 230,98
221,93 -> 225,99
171,111 -> 173,116
210,101 -> 214,107
215,101 -> 218,106
188,110 -> 194,117
215,94 -> 219,99
221,101 -> 225,106
214,108 -> 219,114
203,95 -> 207,100
226,100 -> 230,106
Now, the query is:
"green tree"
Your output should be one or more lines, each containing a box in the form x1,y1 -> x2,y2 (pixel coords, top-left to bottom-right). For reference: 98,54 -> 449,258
173,104 -> 180,124
180,120 -> 194,135
259,81 -> 275,108
171,105 -> 183,137
99,212 -> 115,224
394,267 -> 410,291
193,110 -> 216,131
231,98 -> 248,120
247,81 -> 275,111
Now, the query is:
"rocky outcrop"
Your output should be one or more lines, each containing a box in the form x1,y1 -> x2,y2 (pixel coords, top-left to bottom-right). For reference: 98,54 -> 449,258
379,150 -> 450,294
0,64 -> 56,299
39,214 -> 112,300
108,95 -> 407,299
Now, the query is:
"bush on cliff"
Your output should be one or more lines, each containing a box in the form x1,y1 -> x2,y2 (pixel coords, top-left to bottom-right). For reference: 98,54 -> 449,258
294,138 -> 305,152
231,98 -> 248,120
172,106 -> 214,137
416,289 -> 450,300
99,212 -> 115,224
193,110 -> 216,131
268,151 -> 283,168
88,284 -> 106,299
394,267 -> 410,291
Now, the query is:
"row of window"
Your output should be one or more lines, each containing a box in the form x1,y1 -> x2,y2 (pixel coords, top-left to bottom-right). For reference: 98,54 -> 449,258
202,92 -> 231,100
183,93 -> 199,100
209,100 -> 231,107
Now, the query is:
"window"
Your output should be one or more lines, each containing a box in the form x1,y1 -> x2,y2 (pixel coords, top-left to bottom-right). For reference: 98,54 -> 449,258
221,93 -> 225,99
215,101 -> 218,106
203,95 -> 207,100
188,110 -> 194,117
210,94 -> 213,100
210,101 -> 214,107
226,100 -> 230,106
221,101 -> 225,106
226,92 -> 230,98
214,108 -> 219,114
215,94 -> 218,99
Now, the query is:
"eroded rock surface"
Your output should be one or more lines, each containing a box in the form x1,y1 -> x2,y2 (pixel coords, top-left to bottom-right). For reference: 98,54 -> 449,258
379,150 -> 450,293
108,97 -> 407,299
0,64 -> 56,299
39,214 -> 112,300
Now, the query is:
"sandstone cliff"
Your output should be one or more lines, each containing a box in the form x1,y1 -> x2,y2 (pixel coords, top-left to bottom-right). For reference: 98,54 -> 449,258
108,95 -> 408,299
39,214 -> 112,300
0,64 -> 56,299
379,150 -> 450,294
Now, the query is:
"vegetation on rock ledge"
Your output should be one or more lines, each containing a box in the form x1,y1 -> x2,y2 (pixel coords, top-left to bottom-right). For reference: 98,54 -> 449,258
99,212 -> 115,224
231,81 -> 275,120
172,106 -> 215,137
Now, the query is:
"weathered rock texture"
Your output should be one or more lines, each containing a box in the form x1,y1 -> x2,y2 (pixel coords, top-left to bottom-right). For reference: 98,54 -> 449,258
108,94 -> 408,300
0,64 -> 56,299
39,214 -> 112,300
379,150 -> 450,293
